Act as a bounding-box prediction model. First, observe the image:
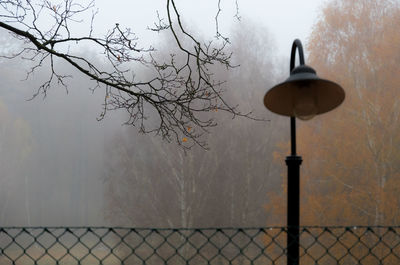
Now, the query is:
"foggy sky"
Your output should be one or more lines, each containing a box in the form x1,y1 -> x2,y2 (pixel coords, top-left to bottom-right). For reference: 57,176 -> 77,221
93,0 -> 325,56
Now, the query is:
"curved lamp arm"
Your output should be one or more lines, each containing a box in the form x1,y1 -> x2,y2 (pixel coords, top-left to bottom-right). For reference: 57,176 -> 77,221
289,39 -> 305,155
290,39 -> 305,72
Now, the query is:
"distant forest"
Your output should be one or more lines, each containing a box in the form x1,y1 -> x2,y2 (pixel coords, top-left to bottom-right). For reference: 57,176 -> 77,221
0,0 -> 400,228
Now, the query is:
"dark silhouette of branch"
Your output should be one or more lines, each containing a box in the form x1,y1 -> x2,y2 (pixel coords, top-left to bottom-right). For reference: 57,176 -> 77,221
0,0 -> 250,148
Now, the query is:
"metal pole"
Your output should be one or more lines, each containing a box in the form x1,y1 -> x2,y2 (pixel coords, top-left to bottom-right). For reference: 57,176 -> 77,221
286,117 -> 302,265
286,39 -> 304,265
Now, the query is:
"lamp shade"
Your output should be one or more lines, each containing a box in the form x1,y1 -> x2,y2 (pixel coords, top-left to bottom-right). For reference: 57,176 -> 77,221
264,65 -> 345,119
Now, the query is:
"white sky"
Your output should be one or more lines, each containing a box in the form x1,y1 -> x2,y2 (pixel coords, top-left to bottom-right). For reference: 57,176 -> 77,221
93,0 -> 327,57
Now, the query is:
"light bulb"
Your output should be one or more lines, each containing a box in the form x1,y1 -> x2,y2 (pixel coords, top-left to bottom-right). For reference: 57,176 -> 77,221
293,86 -> 318,120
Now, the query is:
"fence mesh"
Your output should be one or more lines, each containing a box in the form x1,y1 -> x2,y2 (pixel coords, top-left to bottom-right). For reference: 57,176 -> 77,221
1,226 -> 400,264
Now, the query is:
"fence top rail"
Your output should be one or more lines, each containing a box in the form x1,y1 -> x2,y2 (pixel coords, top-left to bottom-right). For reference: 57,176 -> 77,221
2,225 -> 400,230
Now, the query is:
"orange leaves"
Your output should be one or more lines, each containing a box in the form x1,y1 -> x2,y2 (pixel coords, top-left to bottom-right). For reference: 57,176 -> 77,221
182,127 -> 192,143
267,0 -> 400,226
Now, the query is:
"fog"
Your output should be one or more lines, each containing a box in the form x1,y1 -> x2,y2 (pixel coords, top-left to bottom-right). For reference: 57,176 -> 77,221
1,0 -> 399,239
0,34 -> 124,226
0,16 -> 290,228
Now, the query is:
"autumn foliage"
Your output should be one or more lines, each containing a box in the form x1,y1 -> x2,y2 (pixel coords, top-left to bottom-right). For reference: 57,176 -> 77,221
267,0 -> 400,226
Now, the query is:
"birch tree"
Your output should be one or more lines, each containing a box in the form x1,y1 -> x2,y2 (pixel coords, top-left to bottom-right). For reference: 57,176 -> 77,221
103,21 -> 284,228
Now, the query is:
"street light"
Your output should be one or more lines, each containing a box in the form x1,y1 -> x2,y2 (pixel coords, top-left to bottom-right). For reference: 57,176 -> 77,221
264,39 -> 345,265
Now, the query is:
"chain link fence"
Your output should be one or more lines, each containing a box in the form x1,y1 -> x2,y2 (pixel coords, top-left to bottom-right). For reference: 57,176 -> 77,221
1,226 -> 400,264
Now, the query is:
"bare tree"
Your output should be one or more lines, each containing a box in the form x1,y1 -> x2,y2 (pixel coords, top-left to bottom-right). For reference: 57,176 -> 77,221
0,0 -> 247,147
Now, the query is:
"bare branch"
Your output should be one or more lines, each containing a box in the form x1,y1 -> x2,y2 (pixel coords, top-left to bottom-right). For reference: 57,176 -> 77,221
0,0 -> 252,148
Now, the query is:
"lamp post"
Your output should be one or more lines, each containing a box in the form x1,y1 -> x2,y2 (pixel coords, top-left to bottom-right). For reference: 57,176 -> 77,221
264,39 -> 345,265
